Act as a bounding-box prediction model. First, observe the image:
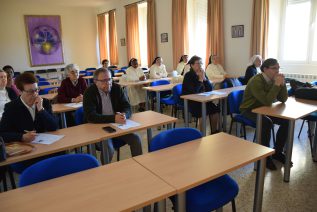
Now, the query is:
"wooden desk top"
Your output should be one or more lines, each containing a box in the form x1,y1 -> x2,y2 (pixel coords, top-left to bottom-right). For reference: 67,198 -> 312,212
40,93 -> 57,101
39,83 -> 61,90
0,159 -> 176,212
252,97 -> 317,120
118,77 -> 172,87
134,132 -> 274,192
180,85 -> 246,102
52,103 -> 81,113
143,83 -> 181,92
114,72 -> 124,76
0,111 -> 177,166
82,75 -> 93,79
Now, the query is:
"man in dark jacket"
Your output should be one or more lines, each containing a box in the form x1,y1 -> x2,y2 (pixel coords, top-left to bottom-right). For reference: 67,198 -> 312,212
83,68 -> 142,161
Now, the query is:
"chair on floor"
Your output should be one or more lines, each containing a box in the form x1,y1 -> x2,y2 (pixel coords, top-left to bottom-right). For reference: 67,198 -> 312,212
38,81 -> 50,86
228,90 -> 276,146
149,128 -> 239,212
19,154 -> 99,187
160,84 -> 183,127
74,107 -> 125,161
85,68 -> 96,72
149,79 -> 171,111
238,76 -> 246,85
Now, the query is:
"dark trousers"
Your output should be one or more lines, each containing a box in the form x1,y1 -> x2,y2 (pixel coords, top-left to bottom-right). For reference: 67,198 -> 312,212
242,111 -> 289,154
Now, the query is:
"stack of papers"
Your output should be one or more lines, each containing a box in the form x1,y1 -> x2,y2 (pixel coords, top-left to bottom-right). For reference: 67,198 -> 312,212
111,120 -> 141,130
197,91 -> 227,96
32,133 -> 65,145
64,103 -> 83,108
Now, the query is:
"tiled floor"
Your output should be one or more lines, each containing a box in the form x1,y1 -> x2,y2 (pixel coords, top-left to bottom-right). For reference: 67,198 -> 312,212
3,110 -> 317,211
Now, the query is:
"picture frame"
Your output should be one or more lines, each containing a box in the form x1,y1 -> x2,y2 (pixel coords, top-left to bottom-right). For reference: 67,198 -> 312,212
120,38 -> 126,46
24,15 -> 64,67
161,33 -> 168,43
231,25 -> 244,38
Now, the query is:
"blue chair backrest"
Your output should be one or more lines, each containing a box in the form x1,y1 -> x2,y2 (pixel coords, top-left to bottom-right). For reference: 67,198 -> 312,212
75,107 -> 84,125
114,69 -> 126,74
150,79 -> 170,87
311,81 -> 317,86
172,84 -> 183,102
149,128 -> 202,152
227,90 -> 245,114
85,68 -> 96,71
86,71 -> 94,76
238,76 -> 245,85
38,78 -> 47,81
39,87 -> 56,95
38,81 -> 50,86
19,154 -> 99,187
222,78 -> 243,89
14,72 -> 21,77
121,66 -> 128,70
79,70 -> 87,74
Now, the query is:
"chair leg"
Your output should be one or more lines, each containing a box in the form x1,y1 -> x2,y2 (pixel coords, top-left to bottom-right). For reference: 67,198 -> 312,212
116,148 -> 120,161
298,120 -> 305,138
307,121 -> 314,157
2,173 -> 7,192
271,126 -> 276,148
243,124 -> 247,140
229,120 -> 234,134
195,117 -> 198,128
231,199 -> 236,212
8,167 -> 16,189
209,115 -> 213,134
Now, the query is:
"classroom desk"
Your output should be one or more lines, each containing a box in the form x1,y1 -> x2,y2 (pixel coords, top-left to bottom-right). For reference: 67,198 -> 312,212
39,93 -> 57,101
39,83 -> 61,90
118,77 -> 172,87
134,132 -> 274,212
52,103 -> 82,128
181,85 -> 246,136
0,111 -> 177,167
114,72 -> 124,77
82,75 -> 93,85
252,97 -> 317,182
0,159 -> 176,212
143,83 -> 181,112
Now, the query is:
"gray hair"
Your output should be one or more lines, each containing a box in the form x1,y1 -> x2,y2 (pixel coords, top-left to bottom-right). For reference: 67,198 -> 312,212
65,64 -> 79,74
249,55 -> 262,66
93,68 -> 111,80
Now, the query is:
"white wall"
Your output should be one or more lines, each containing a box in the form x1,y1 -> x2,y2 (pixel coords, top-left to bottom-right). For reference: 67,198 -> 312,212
0,0 -> 98,72
96,0 -> 174,70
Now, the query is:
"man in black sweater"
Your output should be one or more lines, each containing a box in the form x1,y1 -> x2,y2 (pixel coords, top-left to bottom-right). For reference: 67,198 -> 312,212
83,68 -> 142,161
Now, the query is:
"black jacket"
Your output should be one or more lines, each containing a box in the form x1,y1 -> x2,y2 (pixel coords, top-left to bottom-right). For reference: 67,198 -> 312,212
6,87 -> 18,101
182,69 -> 213,95
244,65 -> 258,85
0,98 -> 58,142
83,83 -> 131,123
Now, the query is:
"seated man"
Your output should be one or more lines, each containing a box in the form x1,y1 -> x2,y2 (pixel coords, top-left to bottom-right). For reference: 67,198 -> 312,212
83,68 -> 142,161
240,58 -> 289,170
0,72 -> 58,172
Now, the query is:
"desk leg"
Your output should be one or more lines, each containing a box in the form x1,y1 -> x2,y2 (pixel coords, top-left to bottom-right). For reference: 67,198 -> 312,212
253,157 -> 266,212
202,102 -> 207,136
87,144 -> 97,157
145,90 -> 149,110
156,91 -> 160,113
147,128 -> 153,152
223,98 -> 227,132
175,192 -> 186,212
100,139 -> 110,165
157,199 -> 166,212
284,120 -> 295,182
61,112 -> 67,128
313,121 -> 317,162
184,100 -> 189,127
167,123 -> 172,130
254,114 -> 263,170
219,100 -> 223,132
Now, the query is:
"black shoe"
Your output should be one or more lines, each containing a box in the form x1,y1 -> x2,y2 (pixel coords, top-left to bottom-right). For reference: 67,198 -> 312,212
266,157 -> 277,170
272,152 -> 293,166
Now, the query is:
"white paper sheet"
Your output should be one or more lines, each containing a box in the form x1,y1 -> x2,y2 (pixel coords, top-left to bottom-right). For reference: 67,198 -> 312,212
64,103 -> 83,108
32,133 -> 65,145
111,120 -> 141,130
197,91 -> 226,96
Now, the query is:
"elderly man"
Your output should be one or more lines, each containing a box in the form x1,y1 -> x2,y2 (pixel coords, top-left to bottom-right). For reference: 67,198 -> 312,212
83,68 -> 142,161
240,58 -> 289,170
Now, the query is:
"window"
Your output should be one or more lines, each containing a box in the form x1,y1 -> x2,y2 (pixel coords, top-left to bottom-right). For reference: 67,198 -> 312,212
138,2 -> 148,67
187,0 -> 208,65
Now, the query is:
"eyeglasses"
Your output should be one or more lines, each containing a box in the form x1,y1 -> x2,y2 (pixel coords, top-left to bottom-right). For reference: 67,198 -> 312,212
95,78 -> 112,83
24,88 -> 39,94
69,70 -> 79,75
268,67 -> 280,71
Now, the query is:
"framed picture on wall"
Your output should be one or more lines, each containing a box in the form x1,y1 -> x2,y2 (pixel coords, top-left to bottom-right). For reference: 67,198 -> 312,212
161,33 -> 168,43
120,38 -> 126,46
24,15 -> 64,66
231,25 -> 244,38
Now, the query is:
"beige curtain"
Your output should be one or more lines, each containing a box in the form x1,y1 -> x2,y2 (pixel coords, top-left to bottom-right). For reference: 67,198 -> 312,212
172,0 -> 188,69
206,0 -> 224,67
109,10 -> 119,65
97,14 -> 108,63
251,0 -> 269,59
125,4 -> 141,64
147,0 -> 157,66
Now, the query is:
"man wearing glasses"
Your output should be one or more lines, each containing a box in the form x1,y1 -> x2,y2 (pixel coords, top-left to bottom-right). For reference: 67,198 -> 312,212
83,68 -> 142,162
240,58 -> 289,170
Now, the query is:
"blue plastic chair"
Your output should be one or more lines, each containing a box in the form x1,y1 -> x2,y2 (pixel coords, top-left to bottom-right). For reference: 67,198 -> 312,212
238,76 -> 246,85
121,66 -> 128,70
161,84 -> 183,126
38,77 -> 47,81
149,80 -> 171,111
228,90 -> 276,145
79,70 -> 87,75
38,81 -> 50,86
85,68 -> 96,72
114,69 -> 126,75
149,128 -> 239,212
74,107 -> 125,161
221,78 -> 243,89
19,154 -> 99,187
